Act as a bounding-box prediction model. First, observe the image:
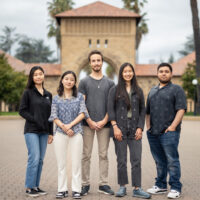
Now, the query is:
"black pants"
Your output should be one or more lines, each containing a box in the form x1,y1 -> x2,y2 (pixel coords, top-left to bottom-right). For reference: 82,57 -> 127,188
114,138 -> 142,187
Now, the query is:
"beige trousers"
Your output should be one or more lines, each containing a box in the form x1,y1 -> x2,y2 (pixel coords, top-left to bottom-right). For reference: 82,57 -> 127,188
82,126 -> 110,186
54,132 -> 83,192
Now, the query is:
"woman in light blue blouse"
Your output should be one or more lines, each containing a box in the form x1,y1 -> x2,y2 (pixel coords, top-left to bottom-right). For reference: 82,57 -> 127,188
49,71 -> 89,199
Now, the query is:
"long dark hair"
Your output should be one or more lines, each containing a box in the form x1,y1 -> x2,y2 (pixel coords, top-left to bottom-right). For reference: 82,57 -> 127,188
26,66 -> 44,89
115,63 -> 140,110
57,71 -> 77,97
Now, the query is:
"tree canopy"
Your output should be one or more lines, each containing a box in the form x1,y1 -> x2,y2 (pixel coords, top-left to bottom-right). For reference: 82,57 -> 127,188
0,26 -> 17,55
0,53 -> 27,111
15,35 -> 56,63
47,0 -> 74,49
122,0 -> 148,49
179,35 -> 194,56
181,62 -> 196,99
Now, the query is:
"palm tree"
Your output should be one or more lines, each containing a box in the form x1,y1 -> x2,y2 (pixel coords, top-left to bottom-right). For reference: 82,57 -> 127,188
122,0 -> 148,49
47,0 -> 74,60
0,26 -> 17,55
190,0 -> 200,114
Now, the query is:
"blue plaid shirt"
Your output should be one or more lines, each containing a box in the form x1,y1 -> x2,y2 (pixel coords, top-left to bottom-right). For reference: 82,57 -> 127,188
49,92 -> 89,135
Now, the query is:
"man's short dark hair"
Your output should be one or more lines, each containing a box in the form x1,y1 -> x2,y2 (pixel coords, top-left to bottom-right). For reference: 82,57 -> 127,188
157,62 -> 173,72
88,50 -> 104,62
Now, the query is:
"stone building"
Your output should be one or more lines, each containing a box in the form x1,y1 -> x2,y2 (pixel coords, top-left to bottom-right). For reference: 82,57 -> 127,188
0,1 -> 196,112
55,1 -> 140,75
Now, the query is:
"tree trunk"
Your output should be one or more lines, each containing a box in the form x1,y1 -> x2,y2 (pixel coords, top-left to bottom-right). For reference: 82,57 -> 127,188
190,0 -> 200,114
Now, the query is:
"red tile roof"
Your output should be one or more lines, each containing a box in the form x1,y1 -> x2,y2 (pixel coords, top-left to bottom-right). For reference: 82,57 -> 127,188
1,49 -> 196,77
0,50 -> 61,76
135,64 -> 158,76
24,63 -> 61,76
171,52 -> 195,75
135,52 -> 195,77
56,1 -> 140,23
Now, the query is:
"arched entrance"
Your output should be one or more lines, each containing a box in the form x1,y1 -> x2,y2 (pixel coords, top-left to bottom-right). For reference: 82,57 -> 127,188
56,1 -> 139,79
79,60 -> 118,83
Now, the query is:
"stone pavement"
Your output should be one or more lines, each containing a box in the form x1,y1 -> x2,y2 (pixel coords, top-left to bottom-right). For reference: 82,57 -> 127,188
0,119 -> 199,200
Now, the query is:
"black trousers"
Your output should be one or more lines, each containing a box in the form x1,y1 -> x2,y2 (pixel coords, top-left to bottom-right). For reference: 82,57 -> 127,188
114,138 -> 142,187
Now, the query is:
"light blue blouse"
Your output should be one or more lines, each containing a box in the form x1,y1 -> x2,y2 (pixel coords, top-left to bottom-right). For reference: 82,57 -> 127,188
49,92 -> 89,135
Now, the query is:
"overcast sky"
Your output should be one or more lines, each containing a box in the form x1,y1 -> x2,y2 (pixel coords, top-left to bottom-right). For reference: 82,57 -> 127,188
0,0 -> 199,64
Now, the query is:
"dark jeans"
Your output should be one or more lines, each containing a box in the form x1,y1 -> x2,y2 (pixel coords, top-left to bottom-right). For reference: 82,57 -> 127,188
114,138 -> 142,187
147,130 -> 182,192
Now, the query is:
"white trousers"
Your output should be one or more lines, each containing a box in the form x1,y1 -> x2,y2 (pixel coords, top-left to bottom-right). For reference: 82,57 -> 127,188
54,132 -> 83,192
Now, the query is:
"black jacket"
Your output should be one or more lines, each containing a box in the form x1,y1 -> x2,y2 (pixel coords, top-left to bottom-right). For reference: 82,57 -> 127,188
19,87 -> 53,135
108,85 -> 145,138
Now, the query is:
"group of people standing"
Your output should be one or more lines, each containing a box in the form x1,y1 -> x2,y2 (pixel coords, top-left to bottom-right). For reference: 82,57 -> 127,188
19,50 -> 187,199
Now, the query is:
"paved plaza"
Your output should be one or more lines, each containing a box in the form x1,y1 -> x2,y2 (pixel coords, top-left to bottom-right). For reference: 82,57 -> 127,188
0,118 -> 199,200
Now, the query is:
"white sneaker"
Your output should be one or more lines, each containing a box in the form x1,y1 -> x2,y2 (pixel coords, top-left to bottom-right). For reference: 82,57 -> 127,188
147,185 -> 167,194
167,190 -> 180,199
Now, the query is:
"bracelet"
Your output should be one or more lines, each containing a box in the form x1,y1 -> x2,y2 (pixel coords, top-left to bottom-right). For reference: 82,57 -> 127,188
112,124 -> 117,127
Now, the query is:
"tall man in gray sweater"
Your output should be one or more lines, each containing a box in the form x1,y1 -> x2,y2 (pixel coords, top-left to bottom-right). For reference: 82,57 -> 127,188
78,50 -> 114,196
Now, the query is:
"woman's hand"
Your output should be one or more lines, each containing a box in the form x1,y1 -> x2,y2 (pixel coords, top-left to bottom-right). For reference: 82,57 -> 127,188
64,123 -> 73,131
113,126 -> 123,141
66,129 -> 74,137
135,128 -> 143,140
48,135 -> 53,144
61,123 -> 72,133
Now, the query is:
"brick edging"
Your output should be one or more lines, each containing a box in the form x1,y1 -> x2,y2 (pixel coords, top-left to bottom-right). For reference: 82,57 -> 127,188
0,115 -> 22,120
0,115 -> 200,121
183,116 -> 200,121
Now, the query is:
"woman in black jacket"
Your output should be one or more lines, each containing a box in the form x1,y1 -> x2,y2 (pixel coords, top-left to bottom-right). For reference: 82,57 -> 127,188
19,66 -> 53,197
108,63 -> 151,199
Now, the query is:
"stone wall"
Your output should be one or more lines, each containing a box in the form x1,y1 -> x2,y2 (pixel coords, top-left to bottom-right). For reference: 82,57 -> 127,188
44,76 -> 60,96
137,76 -> 182,100
60,17 -> 137,75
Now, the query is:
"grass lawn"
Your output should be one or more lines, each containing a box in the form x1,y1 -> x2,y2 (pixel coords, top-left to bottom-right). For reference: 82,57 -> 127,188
184,112 -> 200,116
0,112 -> 19,116
0,112 -> 199,117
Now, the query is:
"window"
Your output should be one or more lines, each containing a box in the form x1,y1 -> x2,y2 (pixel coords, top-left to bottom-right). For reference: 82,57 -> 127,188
97,39 -> 100,48
89,39 -> 92,48
104,39 -> 108,48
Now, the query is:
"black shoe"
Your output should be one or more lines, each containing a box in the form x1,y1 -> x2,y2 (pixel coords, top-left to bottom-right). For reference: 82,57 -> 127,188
56,191 -> 68,199
26,188 -> 39,197
98,185 -> 114,195
35,187 -> 47,195
81,185 -> 90,196
72,191 -> 81,199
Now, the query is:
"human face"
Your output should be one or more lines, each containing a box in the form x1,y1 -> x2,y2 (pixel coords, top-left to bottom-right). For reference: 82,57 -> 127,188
157,66 -> 172,84
89,54 -> 103,73
62,73 -> 75,90
33,69 -> 44,85
122,65 -> 134,82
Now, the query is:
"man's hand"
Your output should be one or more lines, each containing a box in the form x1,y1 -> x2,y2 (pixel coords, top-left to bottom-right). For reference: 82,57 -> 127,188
135,128 -> 142,140
87,118 -> 99,130
113,126 -> 123,141
96,120 -> 106,130
165,125 -> 176,133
